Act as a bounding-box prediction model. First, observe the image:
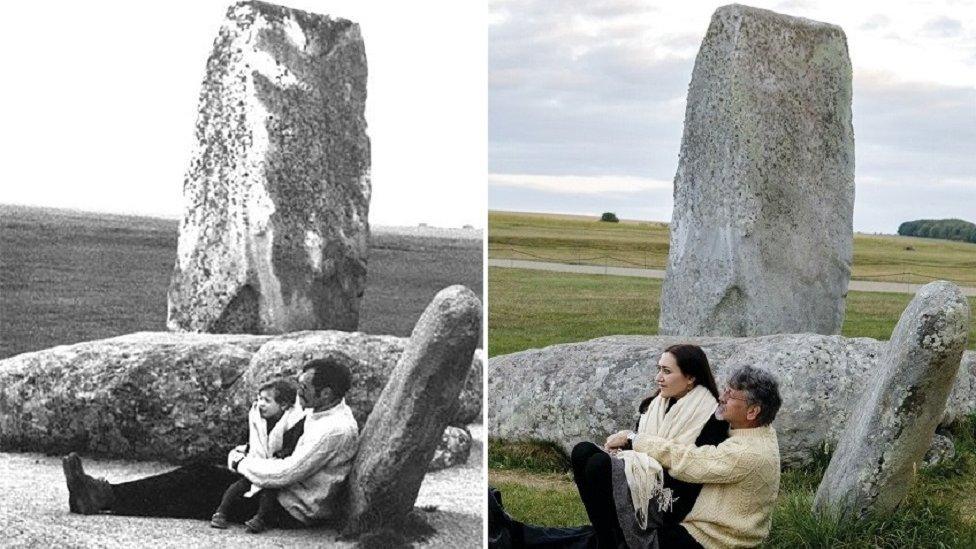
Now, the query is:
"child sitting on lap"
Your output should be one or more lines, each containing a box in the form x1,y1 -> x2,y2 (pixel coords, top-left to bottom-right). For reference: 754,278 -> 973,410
211,379 -> 307,533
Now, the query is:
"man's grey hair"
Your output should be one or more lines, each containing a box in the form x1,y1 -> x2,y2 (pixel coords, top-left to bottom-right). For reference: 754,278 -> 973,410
727,365 -> 782,426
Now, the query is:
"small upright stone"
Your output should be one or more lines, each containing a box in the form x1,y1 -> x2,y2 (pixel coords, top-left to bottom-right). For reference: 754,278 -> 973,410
659,4 -> 854,337
167,0 -> 370,334
343,286 -> 482,535
813,281 -> 970,519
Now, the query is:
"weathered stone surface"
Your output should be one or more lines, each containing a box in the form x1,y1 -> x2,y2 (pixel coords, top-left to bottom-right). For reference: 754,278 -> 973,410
167,0 -> 370,335
344,285 -> 482,534
660,4 -> 854,337
813,282 -> 970,519
923,434 -> 955,468
0,331 -> 482,462
429,426 -> 473,471
488,334 -> 975,467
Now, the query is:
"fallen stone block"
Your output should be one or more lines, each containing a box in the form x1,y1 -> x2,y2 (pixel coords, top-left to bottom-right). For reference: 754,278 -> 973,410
0,331 -> 482,463
488,333 -> 974,467
343,285 -> 482,535
428,426 -> 473,471
660,4 -> 854,337
167,0 -> 370,335
813,281 -> 970,519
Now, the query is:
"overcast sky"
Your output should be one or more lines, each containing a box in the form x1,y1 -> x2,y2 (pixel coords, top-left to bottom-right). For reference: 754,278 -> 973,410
0,1 -> 486,229
489,0 -> 976,233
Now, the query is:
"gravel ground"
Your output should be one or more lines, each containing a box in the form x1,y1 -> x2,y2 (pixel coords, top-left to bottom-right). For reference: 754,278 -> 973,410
0,425 -> 484,548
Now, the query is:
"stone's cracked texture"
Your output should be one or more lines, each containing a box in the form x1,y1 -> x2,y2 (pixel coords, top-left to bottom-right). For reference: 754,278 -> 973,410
660,4 -> 854,337
0,331 -> 482,463
344,285 -> 482,534
488,334 -> 975,467
167,0 -> 370,335
923,433 -> 955,468
813,282 -> 970,519
428,426 -> 473,471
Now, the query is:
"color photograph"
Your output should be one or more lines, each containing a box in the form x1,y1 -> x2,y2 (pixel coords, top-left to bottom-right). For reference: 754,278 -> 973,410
487,1 -> 976,547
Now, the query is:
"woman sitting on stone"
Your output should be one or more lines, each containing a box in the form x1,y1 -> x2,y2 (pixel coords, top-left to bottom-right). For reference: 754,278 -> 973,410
490,343 -> 729,548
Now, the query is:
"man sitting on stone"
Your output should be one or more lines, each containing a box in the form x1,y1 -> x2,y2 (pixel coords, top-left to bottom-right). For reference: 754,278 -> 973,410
62,357 -> 360,530
604,364 -> 783,548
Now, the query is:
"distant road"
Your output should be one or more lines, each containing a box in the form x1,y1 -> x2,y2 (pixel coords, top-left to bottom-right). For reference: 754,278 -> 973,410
488,258 -> 976,297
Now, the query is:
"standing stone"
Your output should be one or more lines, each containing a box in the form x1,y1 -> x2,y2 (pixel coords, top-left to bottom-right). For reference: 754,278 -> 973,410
343,285 -> 482,535
660,4 -> 854,337
167,0 -> 370,334
813,281 -> 970,519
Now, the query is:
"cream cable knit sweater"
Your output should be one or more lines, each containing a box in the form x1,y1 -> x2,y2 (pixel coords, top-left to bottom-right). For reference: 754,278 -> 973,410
237,400 -> 359,524
633,425 -> 780,548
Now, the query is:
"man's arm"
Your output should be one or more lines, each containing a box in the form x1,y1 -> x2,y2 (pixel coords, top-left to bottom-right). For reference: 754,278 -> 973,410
237,428 -> 356,488
632,435 -> 758,485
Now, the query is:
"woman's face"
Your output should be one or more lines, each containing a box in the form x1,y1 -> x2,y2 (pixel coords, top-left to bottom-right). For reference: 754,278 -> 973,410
655,352 -> 696,399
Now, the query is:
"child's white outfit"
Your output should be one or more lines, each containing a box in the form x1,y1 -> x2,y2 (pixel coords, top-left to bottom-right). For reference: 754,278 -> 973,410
239,401 -> 308,497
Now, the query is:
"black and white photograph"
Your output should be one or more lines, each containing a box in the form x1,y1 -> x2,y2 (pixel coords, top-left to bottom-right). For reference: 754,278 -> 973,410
0,1 -> 486,547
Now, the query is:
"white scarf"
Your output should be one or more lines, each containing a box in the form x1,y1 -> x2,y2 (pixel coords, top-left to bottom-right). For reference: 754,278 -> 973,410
243,399 -> 308,497
616,384 -> 717,528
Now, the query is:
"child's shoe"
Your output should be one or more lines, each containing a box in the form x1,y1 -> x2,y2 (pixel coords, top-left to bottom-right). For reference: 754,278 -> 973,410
210,512 -> 229,529
244,515 -> 267,533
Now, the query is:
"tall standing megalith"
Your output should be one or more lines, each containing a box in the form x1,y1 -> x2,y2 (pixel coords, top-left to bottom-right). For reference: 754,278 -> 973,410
168,0 -> 370,334
659,4 -> 854,337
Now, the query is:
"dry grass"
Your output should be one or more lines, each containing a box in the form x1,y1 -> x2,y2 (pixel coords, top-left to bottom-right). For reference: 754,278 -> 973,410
488,210 -> 976,286
0,205 -> 482,359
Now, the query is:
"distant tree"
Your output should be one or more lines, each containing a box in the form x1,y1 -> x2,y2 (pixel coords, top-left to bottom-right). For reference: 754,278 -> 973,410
600,212 -> 619,223
897,218 -> 976,243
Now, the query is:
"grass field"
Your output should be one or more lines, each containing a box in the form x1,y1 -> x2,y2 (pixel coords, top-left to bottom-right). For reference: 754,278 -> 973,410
488,425 -> 976,548
489,210 -> 976,287
0,205 -> 482,359
488,264 -> 976,546
487,267 -> 976,356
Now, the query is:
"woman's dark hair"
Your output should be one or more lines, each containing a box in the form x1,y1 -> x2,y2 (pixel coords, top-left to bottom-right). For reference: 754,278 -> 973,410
638,344 -> 720,413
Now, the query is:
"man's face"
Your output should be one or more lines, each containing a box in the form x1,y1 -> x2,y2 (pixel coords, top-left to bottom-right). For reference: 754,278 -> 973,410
256,389 -> 284,420
716,385 -> 759,428
298,370 -> 335,410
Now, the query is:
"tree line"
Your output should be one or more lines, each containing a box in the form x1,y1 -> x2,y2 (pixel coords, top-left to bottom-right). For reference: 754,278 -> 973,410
897,219 -> 976,243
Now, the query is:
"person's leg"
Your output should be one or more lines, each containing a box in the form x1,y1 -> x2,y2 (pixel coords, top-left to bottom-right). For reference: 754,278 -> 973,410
109,461 -> 247,520
659,524 -> 703,549
211,477 -> 252,528
570,442 -> 603,483
255,490 -> 304,530
572,446 -> 625,549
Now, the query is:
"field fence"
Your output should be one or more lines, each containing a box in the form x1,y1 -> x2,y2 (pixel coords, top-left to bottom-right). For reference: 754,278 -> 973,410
488,244 -> 976,288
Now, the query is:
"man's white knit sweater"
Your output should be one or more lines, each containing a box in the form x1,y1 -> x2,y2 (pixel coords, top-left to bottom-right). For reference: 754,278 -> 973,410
634,425 -> 780,548
237,399 -> 359,525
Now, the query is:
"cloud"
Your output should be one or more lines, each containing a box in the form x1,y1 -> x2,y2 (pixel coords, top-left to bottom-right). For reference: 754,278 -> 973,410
489,0 -> 976,233
489,173 -> 672,194
859,14 -> 890,31
922,16 -> 963,37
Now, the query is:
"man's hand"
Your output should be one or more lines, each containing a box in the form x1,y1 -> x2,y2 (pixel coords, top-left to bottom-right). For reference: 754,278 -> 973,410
604,430 -> 633,451
228,446 -> 247,471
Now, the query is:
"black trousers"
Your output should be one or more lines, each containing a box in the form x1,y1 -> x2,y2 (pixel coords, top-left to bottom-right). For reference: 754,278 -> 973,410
108,462 -> 302,528
571,442 -> 627,548
571,442 -> 702,549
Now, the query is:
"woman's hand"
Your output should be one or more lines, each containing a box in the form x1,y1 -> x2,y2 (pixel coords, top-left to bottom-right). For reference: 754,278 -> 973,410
604,430 -> 633,451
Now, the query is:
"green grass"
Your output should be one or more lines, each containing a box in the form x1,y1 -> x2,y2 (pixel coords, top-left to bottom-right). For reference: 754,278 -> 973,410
489,211 -> 976,286
489,419 -> 976,547
488,267 -> 976,356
